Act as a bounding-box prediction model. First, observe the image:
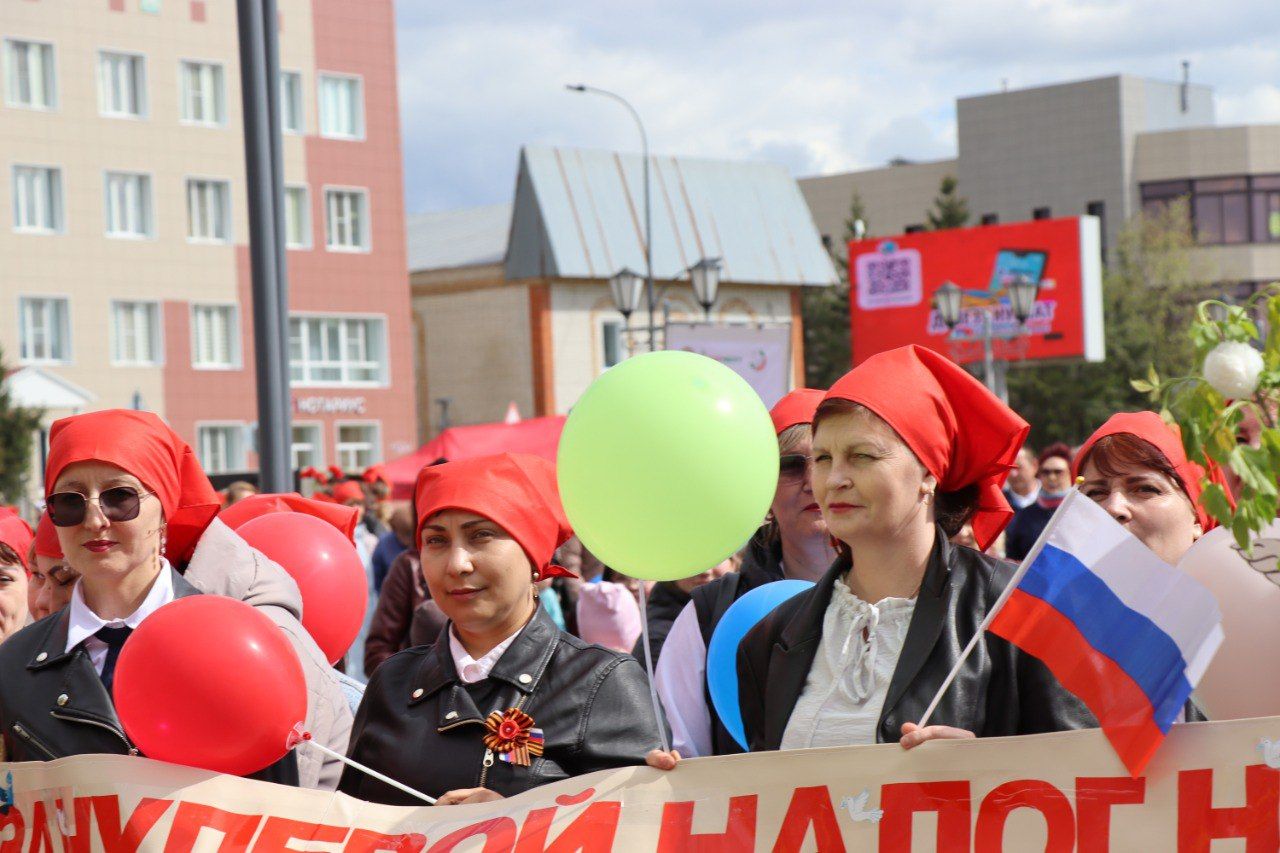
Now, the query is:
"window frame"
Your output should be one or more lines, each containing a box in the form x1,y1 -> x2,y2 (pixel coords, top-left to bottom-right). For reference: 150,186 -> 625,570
334,420 -> 382,472
317,71 -> 365,140
3,37 -> 57,111
109,299 -> 164,367
288,312 -> 390,388
11,163 -> 65,234
195,421 -> 248,475
322,185 -> 371,252
598,315 -> 624,372
103,170 -> 155,239
280,69 -> 304,135
178,58 -> 227,127
284,183 -> 312,249
97,49 -> 148,119
16,294 -> 72,365
184,176 -> 232,244
290,421 -> 325,471
189,302 -> 241,370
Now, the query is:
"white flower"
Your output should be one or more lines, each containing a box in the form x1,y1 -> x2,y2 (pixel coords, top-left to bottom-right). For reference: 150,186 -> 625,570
1203,341 -> 1264,399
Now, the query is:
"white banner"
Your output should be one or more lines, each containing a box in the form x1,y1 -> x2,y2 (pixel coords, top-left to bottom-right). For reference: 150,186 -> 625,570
664,323 -> 792,408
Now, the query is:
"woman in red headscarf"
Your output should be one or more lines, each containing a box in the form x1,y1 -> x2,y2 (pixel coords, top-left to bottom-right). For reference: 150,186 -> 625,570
648,387 -> 836,764
0,510 -> 33,646
27,514 -> 80,622
735,346 -> 1094,753
1074,411 -> 1230,565
340,453 -> 663,806
0,410 -> 352,789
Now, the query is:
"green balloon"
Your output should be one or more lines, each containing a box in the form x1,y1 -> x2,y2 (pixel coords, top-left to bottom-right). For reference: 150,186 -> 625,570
557,351 -> 778,582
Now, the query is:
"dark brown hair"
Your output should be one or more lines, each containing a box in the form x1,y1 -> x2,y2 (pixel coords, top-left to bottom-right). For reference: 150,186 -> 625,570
0,542 -> 23,569
1076,433 -> 1190,500
812,398 -> 980,539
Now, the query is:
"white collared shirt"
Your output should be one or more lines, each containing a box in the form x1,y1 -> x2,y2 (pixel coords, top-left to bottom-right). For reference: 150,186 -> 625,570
1006,484 -> 1040,511
65,561 -> 176,674
448,625 -> 523,684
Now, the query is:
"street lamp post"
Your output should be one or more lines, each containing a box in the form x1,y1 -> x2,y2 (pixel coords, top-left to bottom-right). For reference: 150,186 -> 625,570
689,257 -> 722,319
932,276 -> 1041,402
566,84 -> 656,352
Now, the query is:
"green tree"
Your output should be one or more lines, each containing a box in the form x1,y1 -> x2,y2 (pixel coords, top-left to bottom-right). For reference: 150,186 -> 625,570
1007,199 -> 1208,447
926,175 -> 969,230
0,345 -> 42,505
802,191 -> 866,387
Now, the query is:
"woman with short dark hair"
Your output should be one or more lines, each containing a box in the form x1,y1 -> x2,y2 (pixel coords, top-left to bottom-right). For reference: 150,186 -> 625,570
736,346 -> 1094,752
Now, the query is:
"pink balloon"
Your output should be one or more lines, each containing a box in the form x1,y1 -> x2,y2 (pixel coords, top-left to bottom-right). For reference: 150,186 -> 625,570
236,513 -> 368,665
115,596 -> 307,775
1178,523 -> 1280,719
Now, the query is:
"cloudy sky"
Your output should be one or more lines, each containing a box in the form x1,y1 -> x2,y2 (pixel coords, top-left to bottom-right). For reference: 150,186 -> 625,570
394,1 -> 1280,214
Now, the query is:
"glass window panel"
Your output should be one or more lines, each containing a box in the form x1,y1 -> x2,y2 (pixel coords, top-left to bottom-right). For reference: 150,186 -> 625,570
1222,193 -> 1249,244
281,71 -> 303,133
1194,177 -> 1247,194
1141,180 -> 1191,200
1251,175 -> 1280,192
1194,195 -> 1223,244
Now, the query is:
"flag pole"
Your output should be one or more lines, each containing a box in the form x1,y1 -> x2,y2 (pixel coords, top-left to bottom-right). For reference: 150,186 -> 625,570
916,480 -> 1085,728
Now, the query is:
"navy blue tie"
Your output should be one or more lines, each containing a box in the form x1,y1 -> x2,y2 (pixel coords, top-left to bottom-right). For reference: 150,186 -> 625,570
96,625 -> 133,699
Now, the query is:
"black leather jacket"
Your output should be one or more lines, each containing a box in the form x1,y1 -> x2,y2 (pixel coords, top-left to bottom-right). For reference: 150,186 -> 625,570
0,568 -> 297,784
340,605 -> 663,805
737,527 -> 1098,750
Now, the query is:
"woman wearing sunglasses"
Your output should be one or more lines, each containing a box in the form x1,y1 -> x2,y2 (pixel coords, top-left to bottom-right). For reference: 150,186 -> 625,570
735,347 -> 1093,753
649,388 -> 836,763
341,453 -> 662,806
0,410 -> 351,789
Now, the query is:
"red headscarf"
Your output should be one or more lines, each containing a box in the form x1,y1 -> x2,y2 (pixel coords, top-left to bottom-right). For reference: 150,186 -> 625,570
414,453 -> 575,580
33,513 -> 63,559
770,388 -> 825,436
219,493 -> 359,540
44,410 -> 222,564
0,509 -> 34,571
822,345 -> 1029,551
330,480 -> 366,505
1073,411 -> 1233,531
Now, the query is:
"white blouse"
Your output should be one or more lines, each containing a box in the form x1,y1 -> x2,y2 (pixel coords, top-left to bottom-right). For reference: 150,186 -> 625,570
780,576 -> 916,750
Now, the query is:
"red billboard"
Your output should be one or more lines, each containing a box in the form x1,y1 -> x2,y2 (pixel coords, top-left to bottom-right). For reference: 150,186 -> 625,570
848,216 -> 1104,366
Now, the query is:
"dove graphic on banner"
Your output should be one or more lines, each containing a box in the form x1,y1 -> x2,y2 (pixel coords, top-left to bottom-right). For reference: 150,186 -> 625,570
840,789 -> 884,823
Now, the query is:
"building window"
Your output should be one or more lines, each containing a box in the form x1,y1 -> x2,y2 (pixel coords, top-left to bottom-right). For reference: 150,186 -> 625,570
1032,207 -> 1051,220
1086,201 -> 1106,256
4,39 -> 56,109
284,185 -> 310,248
17,296 -> 70,364
318,73 -> 363,139
110,301 -> 161,365
1251,175 -> 1280,244
324,188 -> 369,251
180,60 -> 225,125
191,304 -> 238,369
98,51 -> 146,118
336,423 -> 381,471
291,423 -> 323,471
980,213 -> 999,225
197,424 -> 246,474
104,172 -> 153,238
904,224 -> 925,234
288,315 -> 387,386
280,70 -> 303,134
601,319 -> 623,369
186,178 -> 231,242
12,166 -> 63,233
1191,177 -> 1248,245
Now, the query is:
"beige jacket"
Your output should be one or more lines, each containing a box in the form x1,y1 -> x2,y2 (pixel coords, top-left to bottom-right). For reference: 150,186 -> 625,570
184,517 -> 353,790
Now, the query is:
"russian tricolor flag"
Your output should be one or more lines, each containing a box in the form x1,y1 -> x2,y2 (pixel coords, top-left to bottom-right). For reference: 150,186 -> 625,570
989,491 -> 1223,777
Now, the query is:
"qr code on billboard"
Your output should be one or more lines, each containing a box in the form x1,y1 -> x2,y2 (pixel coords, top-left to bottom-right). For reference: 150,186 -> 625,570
855,245 -> 922,310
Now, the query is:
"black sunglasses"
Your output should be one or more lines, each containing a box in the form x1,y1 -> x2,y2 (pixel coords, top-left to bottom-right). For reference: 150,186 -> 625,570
778,454 -> 813,484
47,487 -> 154,527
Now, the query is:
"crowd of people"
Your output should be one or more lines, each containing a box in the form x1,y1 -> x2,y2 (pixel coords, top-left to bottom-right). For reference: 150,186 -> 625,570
0,343 -> 1235,806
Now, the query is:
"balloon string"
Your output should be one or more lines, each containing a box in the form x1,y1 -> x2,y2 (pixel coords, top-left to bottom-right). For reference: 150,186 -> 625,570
637,583 -> 672,754
294,729 -> 437,805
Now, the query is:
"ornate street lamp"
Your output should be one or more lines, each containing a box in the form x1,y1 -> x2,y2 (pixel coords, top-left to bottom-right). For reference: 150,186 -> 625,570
1006,274 -> 1041,325
609,267 -> 644,321
933,281 -> 963,330
689,257 -> 722,319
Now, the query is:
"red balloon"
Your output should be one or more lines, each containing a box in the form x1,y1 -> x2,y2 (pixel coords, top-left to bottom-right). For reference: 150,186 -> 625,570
235,512 -> 367,664
114,596 -> 307,776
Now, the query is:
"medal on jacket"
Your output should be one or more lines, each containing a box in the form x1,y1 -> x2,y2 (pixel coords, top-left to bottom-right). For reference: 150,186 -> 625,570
483,708 -> 544,767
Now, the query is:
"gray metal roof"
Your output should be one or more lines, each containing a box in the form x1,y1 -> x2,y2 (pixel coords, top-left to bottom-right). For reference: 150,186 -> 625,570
506,145 -> 836,286
406,203 -> 512,272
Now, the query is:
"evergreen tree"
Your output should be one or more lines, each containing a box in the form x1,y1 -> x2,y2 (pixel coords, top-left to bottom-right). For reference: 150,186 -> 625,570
802,191 -> 866,388
926,175 -> 970,230
0,345 -> 43,505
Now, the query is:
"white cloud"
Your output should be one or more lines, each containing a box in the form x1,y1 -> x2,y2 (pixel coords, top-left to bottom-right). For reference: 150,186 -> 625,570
395,1 -> 1280,212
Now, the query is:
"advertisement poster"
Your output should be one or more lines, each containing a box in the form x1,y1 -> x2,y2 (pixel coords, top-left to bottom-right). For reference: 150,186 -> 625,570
665,323 -> 792,408
848,217 -> 1105,367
